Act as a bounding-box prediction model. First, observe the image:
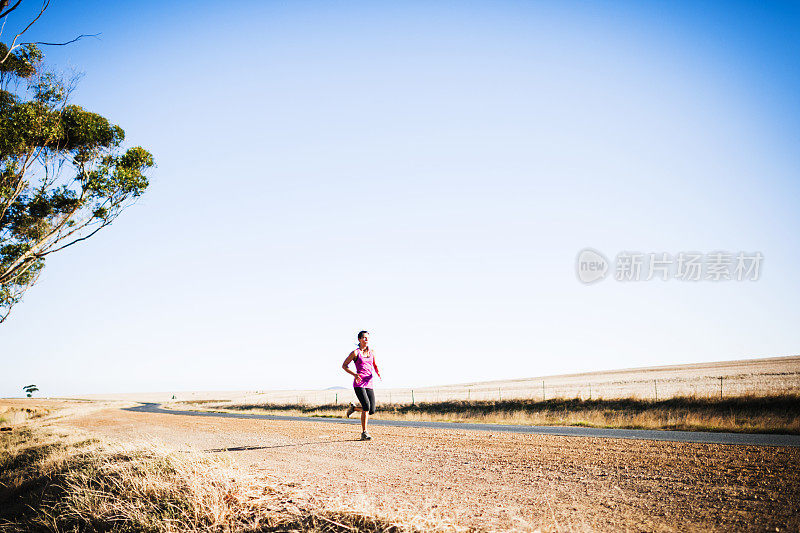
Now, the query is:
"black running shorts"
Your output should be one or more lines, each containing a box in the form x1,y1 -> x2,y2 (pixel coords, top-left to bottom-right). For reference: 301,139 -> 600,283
353,386 -> 376,414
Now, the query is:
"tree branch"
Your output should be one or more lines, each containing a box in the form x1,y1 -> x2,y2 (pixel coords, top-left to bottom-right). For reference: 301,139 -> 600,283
39,221 -> 108,256
0,1 -> 22,22
1,254 -> 38,285
0,187 -> 85,283
0,261 -> 41,323
0,5 -> 10,41
0,0 -> 50,64
2,189 -> 123,280
0,145 -> 45,229
0,161 -> 29,231
25,32 -> 100,47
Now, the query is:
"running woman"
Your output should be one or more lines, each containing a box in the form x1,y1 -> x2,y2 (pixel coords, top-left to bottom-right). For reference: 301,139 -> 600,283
342,330 -> 381,440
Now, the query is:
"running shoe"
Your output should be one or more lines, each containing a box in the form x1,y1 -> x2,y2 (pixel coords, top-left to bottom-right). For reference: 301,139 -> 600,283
360,431 -> 372,441
345,403 -> 356,418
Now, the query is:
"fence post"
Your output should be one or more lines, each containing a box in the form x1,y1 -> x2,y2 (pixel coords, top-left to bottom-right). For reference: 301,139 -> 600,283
654,380 -> 658,402
468,388 -> 471,401
719,377 -> 723,399
542,381 -> 545,401
589,383 -> 591,400
335,393 -> 338,405
411,389 -> 415,406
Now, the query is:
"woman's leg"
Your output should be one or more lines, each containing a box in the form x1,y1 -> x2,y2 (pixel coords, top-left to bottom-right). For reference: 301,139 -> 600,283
366,388 -> 376,415
361,388 -> 376,432
353,387 -> 370,432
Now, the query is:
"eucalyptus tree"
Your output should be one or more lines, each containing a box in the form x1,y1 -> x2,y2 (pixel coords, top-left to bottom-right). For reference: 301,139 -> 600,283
1,2 -> 154,322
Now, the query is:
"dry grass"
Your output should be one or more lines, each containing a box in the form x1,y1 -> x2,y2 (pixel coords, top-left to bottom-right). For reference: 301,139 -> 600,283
191,394 -> 800,434
0,426 -> 411,532
0,405 -> 49,427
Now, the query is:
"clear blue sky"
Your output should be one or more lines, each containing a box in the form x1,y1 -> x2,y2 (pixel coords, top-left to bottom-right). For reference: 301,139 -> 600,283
2,0 -> 799,397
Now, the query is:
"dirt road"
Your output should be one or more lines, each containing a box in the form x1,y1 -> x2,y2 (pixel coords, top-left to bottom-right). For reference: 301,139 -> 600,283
63,406 -> 800,532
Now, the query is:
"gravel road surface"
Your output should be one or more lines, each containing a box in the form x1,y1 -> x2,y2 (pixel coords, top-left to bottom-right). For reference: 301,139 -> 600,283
62,405 -> 800,532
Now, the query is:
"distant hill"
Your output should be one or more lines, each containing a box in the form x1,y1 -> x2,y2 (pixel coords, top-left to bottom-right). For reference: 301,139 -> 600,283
324,386 -> 348,390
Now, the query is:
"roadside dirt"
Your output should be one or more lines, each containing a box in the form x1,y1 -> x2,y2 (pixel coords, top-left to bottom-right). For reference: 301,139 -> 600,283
56,406 -> 800,532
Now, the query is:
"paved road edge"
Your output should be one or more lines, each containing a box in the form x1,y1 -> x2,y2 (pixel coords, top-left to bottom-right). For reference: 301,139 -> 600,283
122,403 -> 800,447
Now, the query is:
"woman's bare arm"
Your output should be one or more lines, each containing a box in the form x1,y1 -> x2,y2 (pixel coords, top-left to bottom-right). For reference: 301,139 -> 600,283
342,351 -> 359,379
373,355 -> 382,379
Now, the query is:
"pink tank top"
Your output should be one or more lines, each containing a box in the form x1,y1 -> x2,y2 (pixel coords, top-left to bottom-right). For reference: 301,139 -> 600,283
353,348 -> 375,388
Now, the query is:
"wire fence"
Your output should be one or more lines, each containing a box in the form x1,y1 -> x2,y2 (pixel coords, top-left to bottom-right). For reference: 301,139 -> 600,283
238,363 -> 800,407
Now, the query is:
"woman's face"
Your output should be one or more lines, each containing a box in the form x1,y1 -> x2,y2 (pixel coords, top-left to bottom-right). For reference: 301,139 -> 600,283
359,333 -> 369,347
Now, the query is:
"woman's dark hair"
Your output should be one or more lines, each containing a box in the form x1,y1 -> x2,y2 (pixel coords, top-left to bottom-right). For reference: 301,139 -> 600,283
357,330 -> 369,340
